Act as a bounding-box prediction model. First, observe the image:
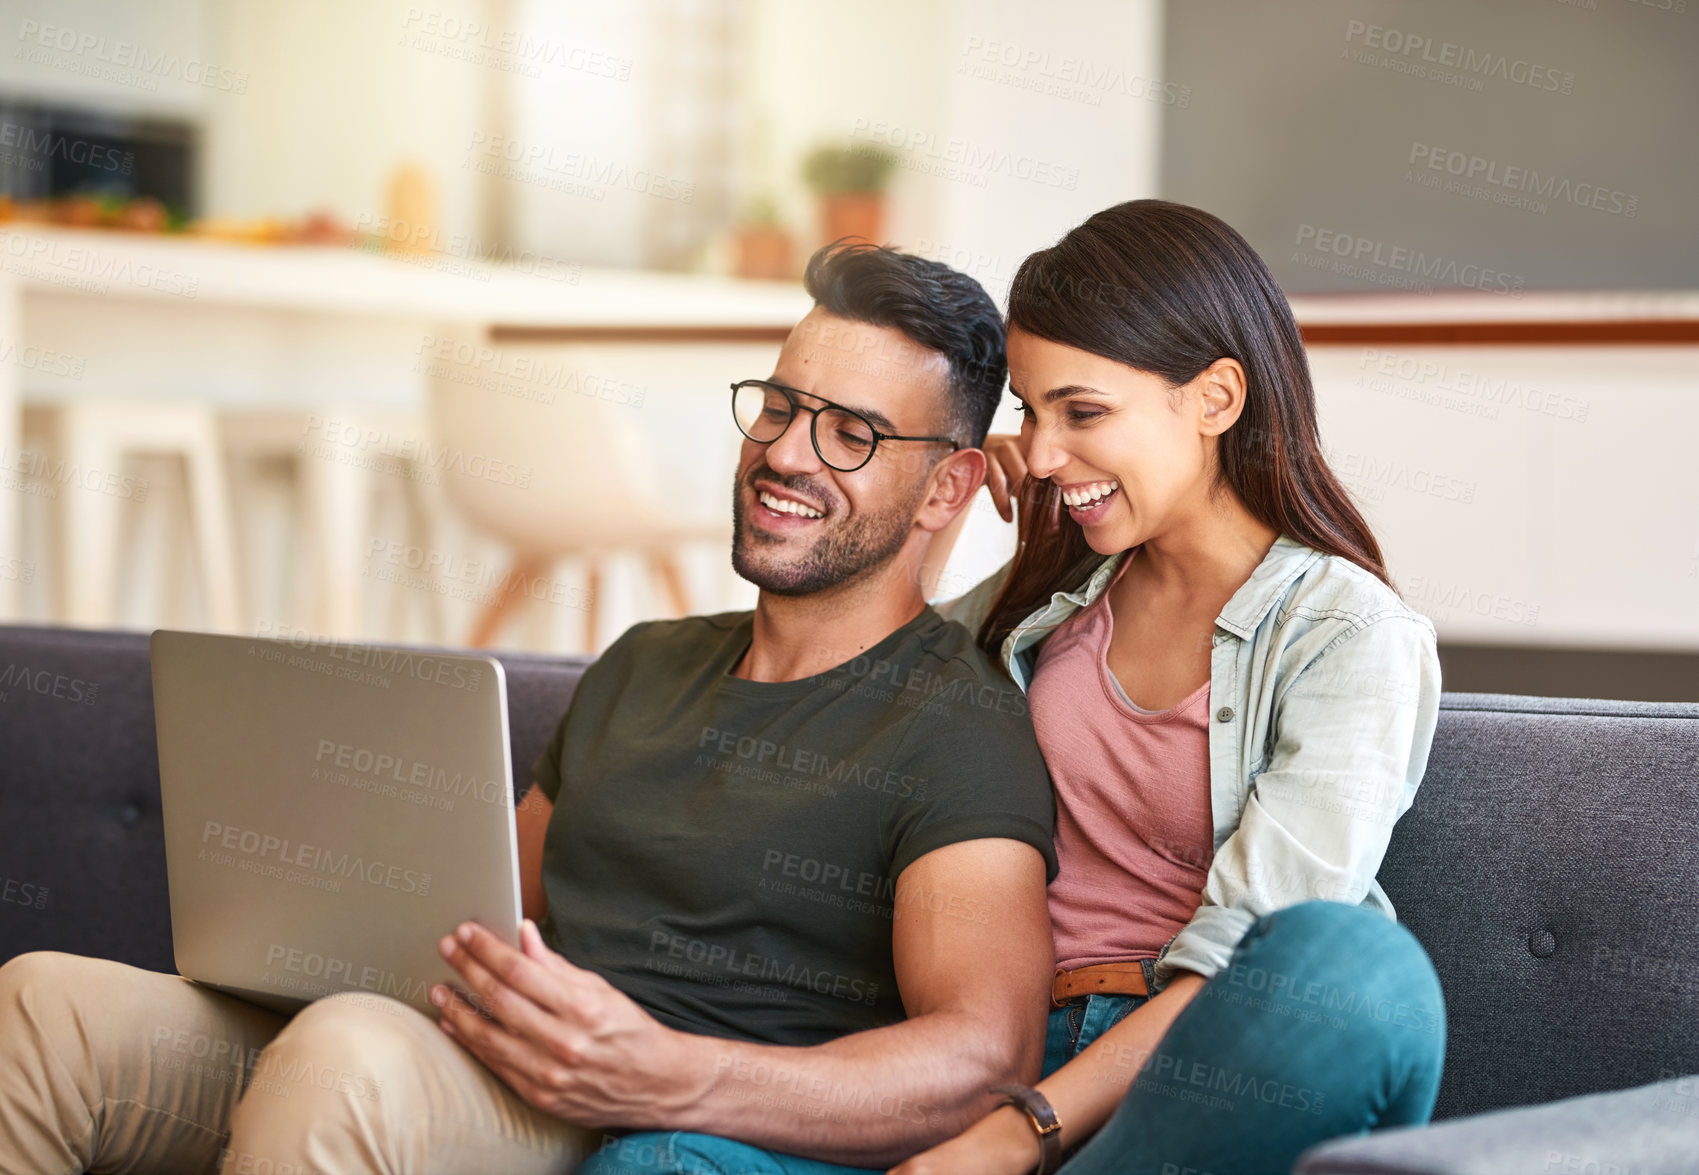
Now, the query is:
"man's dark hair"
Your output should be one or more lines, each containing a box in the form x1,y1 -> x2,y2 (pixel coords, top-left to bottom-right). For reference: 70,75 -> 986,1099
802,240 -> 1006,448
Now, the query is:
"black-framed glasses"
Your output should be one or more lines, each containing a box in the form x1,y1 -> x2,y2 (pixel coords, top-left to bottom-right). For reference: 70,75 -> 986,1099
730,379 -> 960,473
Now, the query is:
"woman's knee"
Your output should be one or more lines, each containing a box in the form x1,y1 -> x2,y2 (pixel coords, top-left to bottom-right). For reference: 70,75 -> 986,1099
1246,900 -> 1436,980
1225,901 -> 1444,1041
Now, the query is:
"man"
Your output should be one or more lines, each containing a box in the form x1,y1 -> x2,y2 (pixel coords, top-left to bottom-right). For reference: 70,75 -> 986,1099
0,243 -> 1056,1175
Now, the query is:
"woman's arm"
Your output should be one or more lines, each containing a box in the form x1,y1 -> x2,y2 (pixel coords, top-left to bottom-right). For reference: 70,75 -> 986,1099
982,433 -> 1028,522
1154,612 -> 1442,988
1028,972 -> 1207,1146
889,973 -> 1207,1175
930,432 -> 1024,633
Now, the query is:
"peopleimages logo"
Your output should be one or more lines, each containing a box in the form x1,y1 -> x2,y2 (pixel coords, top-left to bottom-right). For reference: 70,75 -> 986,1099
957,35 -> 1192,108
1408,143 -> 1638,218
399,8 -> 633,80
464,131 -> 696,204
262,943 -> 430,1003
15,19 -> 249,93
0,233 -> 201,298
648,930 -> 882,1006
0,123 -> 133,173
1342,20 -> 1575,94
1292,224 -> 1525,296
250,622 -> 487,693
1355,348 -> 1592,423
1,876 -> 49,910
300,414 -> 533,490
352,214 -> 581,283
849,118 -> 1080,191
0,337 -> 86,379
0,661 -> 100,705
412,335 -> 644,407
313,738 -> 506,806
696,726 -> 928,799
199,820 -> 433,897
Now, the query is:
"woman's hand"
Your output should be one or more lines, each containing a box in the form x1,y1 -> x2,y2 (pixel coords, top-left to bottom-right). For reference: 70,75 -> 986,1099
983,433 -> 1029,523
888,1104 -> 1038,1175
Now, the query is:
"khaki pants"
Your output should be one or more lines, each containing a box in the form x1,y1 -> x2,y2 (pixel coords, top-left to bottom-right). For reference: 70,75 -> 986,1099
0,951 -> 596,1175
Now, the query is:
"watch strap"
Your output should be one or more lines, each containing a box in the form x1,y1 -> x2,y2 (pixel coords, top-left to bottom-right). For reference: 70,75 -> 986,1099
991,1083 -> 1064,1175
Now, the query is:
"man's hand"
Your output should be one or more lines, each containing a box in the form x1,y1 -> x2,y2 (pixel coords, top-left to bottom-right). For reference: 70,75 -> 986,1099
433,919 -> 710,1127
434,838 -> 1049,1166
887,1104 -> 1037,1175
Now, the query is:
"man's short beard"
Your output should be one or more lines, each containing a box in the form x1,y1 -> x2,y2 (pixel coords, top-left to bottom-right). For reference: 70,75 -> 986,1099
731,474 -> 923,597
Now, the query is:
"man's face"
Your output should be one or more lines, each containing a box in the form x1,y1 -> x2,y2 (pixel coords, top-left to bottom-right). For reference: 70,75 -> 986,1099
731,307 -> 954,597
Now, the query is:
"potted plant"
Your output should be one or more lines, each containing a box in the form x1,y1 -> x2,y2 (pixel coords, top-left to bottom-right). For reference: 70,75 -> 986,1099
802,142 -> 898,247
732,195 -> 796,280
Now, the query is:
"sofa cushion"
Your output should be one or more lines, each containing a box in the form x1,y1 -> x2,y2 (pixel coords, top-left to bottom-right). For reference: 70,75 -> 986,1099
1378,693 -> 1699,1121
0,624 -> 591,973
1294,1073 -> 1699,1174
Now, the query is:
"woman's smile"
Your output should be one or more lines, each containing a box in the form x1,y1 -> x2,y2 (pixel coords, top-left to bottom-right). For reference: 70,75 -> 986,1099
1058,478 -> 1122,525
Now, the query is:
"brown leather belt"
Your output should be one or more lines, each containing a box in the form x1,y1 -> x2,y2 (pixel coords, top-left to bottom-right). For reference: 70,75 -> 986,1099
1051,961 -> 1149,1007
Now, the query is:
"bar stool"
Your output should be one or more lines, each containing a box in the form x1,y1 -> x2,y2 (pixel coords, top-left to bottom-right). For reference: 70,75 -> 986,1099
424,339 -> 980,652
21,397 -> 242,630
220,405 -> 446,641
426,341 -> 760,653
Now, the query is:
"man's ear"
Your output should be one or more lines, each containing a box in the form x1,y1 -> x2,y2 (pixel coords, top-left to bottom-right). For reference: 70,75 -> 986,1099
916,447 -> 987,535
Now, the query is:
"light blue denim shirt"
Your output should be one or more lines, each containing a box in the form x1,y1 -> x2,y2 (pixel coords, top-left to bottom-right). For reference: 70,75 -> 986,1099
938,535 -> 1442,991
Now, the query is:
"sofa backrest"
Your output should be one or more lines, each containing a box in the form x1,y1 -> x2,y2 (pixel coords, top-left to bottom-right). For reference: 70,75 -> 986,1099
1378,692 -> 1699,1120
2,626 -> 1695,1121
0,625 -> 592,974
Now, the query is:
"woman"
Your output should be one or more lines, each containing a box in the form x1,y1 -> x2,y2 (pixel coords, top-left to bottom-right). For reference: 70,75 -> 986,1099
905,200 -> 1447,1174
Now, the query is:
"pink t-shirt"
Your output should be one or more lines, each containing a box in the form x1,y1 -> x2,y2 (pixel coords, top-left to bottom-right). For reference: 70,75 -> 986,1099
1028,554 -> 1215,971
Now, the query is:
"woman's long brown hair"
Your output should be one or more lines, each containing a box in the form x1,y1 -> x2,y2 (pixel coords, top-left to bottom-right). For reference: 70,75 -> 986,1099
978,200 -> 1392,660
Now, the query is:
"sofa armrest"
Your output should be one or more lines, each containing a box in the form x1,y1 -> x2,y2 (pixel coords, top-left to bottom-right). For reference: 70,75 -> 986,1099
1294,1075 -> 1699,1175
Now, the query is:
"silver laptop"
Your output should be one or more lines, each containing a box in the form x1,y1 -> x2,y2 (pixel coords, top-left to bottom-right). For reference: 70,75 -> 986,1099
149,628 -> 523,1016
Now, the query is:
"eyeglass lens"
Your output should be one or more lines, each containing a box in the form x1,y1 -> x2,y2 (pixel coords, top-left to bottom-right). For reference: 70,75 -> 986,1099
733,383 -> 877,470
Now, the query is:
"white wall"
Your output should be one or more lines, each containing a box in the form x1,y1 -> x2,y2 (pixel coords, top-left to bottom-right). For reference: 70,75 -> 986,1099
201,0 -> 489,243
1,0 -> 493,242
1309,343 -> 1699,651
501,0 -> 659,268
740,0 -> 1165,296
739,0 -> 1169,594
0,0 -> 212,118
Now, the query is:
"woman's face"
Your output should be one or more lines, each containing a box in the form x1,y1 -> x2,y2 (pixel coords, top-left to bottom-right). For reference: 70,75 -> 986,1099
1007,326 -> 1238,556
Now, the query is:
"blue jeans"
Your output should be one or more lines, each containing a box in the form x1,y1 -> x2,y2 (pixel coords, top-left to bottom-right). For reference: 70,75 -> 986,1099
577,901 -> 1445,1175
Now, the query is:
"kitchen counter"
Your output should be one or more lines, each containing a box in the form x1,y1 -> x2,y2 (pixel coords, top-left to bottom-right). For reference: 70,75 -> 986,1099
2,225 -> 1694,652
0,224 -> 813,327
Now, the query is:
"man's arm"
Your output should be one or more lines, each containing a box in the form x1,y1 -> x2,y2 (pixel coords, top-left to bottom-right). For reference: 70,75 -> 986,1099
678,836 -> 1053,1165
435,836 -> 1052,1168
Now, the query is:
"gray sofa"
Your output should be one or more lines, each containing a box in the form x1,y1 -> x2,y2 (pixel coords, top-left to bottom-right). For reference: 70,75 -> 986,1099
1,623 -> 1695,1172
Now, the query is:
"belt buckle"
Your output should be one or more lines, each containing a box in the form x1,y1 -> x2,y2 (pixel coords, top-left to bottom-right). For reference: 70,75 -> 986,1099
1050,966 -> 1078,1009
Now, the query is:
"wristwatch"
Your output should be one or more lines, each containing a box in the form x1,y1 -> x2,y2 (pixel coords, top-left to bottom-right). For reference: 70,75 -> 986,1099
991,1083 -> 1063,1175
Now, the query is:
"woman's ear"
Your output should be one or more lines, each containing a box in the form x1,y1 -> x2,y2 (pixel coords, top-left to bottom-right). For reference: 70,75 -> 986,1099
1196,357 -> 1248,437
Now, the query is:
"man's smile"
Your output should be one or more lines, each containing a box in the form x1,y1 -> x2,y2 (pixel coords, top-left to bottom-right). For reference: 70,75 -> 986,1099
749,480 -> 828,527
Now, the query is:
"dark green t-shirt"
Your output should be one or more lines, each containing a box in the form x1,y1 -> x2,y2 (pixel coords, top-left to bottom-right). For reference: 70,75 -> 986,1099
529,604 -> 1056,1048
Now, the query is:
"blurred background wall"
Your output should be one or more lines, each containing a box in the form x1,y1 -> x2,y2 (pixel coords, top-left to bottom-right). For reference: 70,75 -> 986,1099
0,0 -> 1693,700
1163,0 -> 1699,291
